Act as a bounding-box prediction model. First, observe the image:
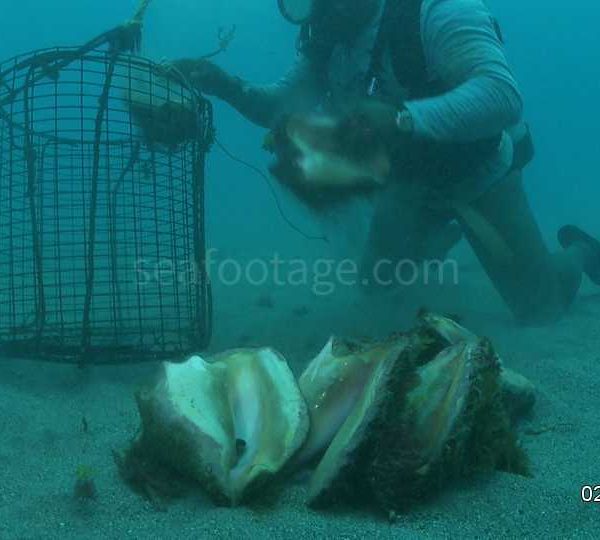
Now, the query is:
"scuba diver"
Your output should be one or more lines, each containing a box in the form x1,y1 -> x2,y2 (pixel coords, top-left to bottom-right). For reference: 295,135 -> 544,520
172,0 -> 600,325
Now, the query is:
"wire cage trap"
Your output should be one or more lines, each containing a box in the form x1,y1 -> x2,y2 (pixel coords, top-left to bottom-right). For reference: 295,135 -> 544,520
0,42 -> 213,364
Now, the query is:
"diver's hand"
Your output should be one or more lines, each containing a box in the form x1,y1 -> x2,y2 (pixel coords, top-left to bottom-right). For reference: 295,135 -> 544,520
166,57 -> 199,80
339,100 -> 413,152
169,58 -> 238,98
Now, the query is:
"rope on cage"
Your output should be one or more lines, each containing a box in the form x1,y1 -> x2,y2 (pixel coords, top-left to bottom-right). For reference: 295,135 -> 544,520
121,0 -> 154,53
132,0 -> 153,25
109,142 -> 142,328
0,1 -> 153,111
214,138 -> 329,244
80,55 -> 118,365
22,67 -> 47,337
199,26 -> 237,60
0,27 -> 143,110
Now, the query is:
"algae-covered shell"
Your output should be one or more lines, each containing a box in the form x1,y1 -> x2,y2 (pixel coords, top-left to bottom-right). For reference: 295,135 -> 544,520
367,337 -> 531,513
419,311 -> 536,419
305,330 -> 530,512
402,341 -> 475,466
294,336 -> 407,467
305,336 -> 475,508
295,336 -> 410,505
498,367 -> 536,421
419,311 -> 477,345
133,348 -> 309,505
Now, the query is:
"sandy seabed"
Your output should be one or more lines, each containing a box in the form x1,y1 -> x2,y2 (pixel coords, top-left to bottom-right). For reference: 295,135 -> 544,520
1,258 -> 599,540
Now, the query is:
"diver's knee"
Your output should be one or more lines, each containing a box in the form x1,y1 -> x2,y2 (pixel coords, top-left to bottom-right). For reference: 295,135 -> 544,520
510,285 -> 569,326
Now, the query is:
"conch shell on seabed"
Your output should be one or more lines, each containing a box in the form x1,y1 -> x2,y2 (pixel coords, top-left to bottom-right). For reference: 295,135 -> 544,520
296,314 -> 532,512
130,348 -> 309,505
122,315 -> 533,511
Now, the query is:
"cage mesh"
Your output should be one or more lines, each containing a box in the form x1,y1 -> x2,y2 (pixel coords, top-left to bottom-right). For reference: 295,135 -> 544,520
0,47 -> 212,363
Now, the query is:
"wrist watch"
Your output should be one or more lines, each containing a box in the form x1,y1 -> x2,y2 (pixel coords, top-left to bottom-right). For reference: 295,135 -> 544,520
395,107 -> 414,135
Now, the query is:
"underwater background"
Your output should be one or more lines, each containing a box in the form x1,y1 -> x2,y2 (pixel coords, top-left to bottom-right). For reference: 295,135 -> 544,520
2,0 -> 598,278
0,0 -> 599,538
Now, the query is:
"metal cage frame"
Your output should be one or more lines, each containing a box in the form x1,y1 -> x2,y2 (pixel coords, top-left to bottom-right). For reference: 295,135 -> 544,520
0,43 -> 213,364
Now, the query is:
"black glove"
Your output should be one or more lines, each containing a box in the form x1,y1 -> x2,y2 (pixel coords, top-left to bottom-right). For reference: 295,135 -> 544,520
169,58 -> 238,99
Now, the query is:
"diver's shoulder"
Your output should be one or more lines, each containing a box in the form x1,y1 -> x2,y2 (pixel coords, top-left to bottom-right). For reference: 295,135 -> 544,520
420,0 -> 497,36
421,0 -> 493,17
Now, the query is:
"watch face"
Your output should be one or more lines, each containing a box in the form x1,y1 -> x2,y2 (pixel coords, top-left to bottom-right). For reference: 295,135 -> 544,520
278,0 -> 314,24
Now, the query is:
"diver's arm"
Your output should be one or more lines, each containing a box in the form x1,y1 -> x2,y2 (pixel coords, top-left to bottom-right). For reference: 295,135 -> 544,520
205,56 -> 324,129
403,0 -> 523,143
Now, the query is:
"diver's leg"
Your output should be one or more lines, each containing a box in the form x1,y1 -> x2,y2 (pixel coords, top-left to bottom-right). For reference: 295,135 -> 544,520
459,170 -> 588,324
420,221 -> 463,261
359,183 -> 455,289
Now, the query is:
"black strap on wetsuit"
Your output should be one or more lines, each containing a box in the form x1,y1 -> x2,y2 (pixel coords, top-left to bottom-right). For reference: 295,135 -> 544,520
300,0 -> 534,180
365,0 -> 397,97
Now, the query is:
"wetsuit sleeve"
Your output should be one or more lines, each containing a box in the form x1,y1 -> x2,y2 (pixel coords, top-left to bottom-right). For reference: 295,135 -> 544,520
403,0 -> 523,143
223,56 -> 324,129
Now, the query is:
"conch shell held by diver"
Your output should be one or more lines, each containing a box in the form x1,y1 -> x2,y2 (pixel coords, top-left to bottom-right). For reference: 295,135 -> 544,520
265,113 -> 391,207
125,78 -> 201,151
126,348 -> 309,506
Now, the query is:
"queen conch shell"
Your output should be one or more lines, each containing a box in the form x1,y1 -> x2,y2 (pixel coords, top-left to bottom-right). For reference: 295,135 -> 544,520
300,316 -> 530,511
300,332 -> 478,507
281,334 -> 408,503
294,336 -> 408,469
284,114 -> 390,189
122,314 -> 532,512
419,311 -> 536,421
401,341 -> 477,470
133,348 -> 309,505
265,113 -> 390,207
